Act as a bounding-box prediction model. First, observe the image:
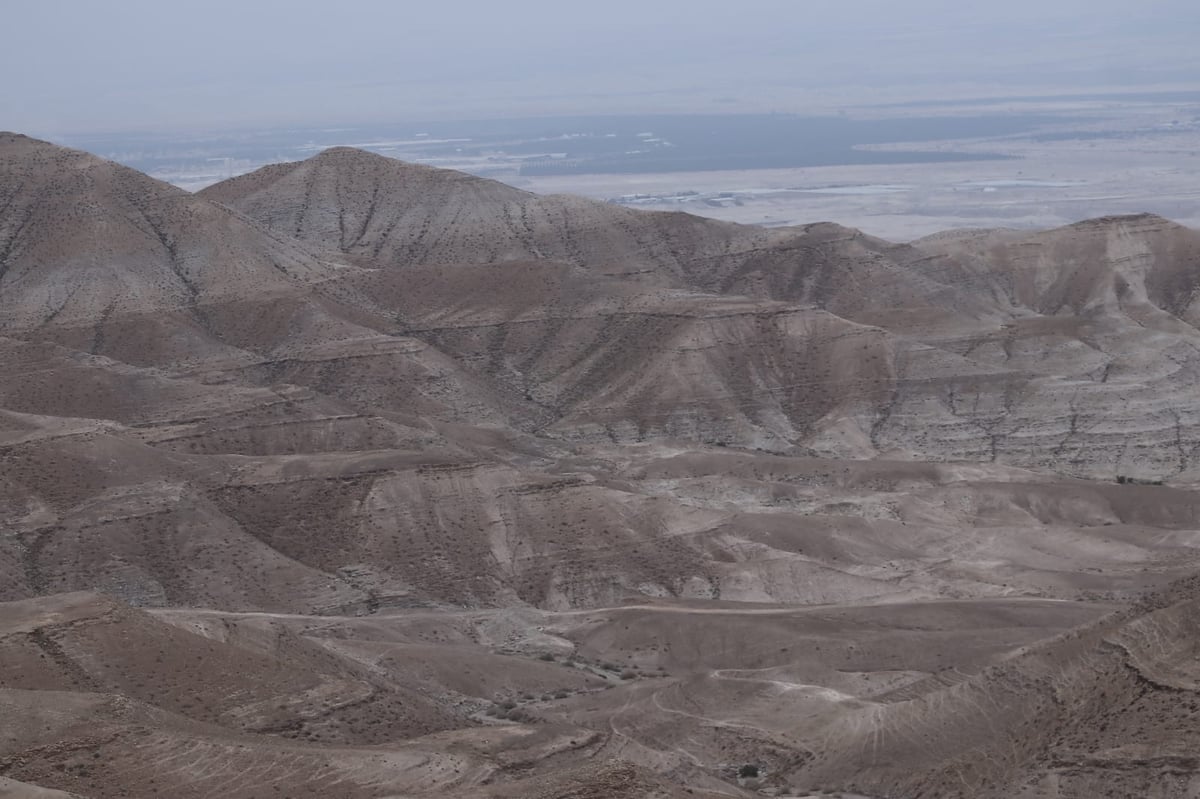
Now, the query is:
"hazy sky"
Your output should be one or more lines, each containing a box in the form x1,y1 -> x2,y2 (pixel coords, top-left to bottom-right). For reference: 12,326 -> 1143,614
4,0 -> 1197,134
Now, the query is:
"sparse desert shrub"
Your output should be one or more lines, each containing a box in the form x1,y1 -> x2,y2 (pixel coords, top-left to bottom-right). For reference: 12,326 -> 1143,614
738,764 -> 759,779
537,652 -> 555,661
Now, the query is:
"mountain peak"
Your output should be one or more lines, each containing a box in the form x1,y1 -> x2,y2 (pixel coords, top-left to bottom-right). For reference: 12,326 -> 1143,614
1064,212 -> 1177,231
0,131 -> 39,144
303,144 -> 492,182
311,145 -> 388,160
0,131 -> 104,164
0,132 -> 336,338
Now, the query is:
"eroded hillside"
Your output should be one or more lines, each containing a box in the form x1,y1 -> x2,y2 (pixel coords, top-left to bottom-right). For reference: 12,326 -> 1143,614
3,134 -> 1200,797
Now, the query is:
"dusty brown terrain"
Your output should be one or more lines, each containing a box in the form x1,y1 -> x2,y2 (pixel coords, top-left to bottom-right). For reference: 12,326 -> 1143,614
4,132 -> 1200,797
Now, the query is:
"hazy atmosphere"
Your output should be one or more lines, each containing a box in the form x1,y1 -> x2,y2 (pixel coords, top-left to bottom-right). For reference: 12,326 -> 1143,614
7,4 -> 1200,799
5,0 -> 1199,132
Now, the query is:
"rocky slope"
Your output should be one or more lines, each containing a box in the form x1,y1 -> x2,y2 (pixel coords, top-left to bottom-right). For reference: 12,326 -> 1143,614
198,146 -> 767,283
4,135 -> 1200,797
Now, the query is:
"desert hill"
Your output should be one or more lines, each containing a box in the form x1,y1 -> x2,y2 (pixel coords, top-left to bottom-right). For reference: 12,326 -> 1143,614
776,572 -> 1200,798
199,146 -> 770,282
0,133 -> 333,335
4,137 -> 1200,796
201,148 -> 1200,479
917,213 -> 1200,325
201,148 -> 1008,335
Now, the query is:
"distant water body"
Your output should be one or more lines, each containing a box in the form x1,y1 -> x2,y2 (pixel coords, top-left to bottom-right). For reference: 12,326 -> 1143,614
421,113 -> 1038,175
64,111 -> 1095,183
